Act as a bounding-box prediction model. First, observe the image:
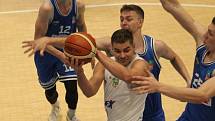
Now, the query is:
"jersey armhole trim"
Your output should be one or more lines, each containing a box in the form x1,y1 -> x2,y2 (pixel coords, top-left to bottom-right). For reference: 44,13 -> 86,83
151,38 -> 161,69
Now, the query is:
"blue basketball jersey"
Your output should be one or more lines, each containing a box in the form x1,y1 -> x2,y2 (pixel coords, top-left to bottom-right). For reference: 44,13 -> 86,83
138,35 -> 165,121
46,0 -> 77,37
177,45 -> 215,121
34,0 -> 77,90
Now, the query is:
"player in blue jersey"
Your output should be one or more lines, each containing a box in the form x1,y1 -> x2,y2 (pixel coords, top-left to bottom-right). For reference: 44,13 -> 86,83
32,0 -> 86,121
22,4 -> 190,121
131,0 -> 215,121
159,0 -> 215,121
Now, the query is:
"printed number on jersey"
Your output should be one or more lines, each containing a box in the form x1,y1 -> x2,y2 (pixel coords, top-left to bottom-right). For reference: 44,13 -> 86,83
63,64 -> 74,72
59,26 -> 71,34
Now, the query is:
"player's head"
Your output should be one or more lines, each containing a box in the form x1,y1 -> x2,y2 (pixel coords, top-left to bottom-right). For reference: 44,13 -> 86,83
203,17 -> 215,51
120,4 -> 144,33
111,29 -> 136,66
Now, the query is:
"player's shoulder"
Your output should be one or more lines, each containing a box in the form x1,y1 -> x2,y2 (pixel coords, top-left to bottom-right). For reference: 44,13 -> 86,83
39,0 -> 53,13
154,39 -> 165,46
153,39 -> 166,51
132,58 -> 150,72
133,56 -> 149,66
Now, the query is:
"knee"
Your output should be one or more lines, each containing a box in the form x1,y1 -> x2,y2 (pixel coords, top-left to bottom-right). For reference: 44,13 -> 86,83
65,81 -> 78,92
45,87 -> 58,104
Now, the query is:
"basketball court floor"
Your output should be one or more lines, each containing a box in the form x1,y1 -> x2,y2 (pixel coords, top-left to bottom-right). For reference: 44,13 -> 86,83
0,0 -> 214,120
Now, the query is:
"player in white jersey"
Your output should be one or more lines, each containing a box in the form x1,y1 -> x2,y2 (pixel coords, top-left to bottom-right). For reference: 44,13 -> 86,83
103,57 -> 147,121
69,29 -> 149,121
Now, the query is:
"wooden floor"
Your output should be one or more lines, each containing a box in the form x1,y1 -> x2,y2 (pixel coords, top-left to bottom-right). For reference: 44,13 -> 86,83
0,0 -> 214,121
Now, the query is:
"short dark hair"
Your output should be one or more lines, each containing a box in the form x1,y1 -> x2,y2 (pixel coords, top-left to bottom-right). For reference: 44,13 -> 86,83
212,17 -> 215,24
120,4 -> 144,19
111,29 -> 133,45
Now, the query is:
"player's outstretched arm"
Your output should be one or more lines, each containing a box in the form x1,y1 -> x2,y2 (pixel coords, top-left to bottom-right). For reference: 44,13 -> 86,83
22,37 -> 65,56
131,74 -> 215,104
160,0 -> 206,47
155,40 -> 191,86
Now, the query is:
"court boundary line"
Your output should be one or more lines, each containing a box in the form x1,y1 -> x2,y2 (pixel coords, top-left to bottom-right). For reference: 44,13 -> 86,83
0,2 -> 215,15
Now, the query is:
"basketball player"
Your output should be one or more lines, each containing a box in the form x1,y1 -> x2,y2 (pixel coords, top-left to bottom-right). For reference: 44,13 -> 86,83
159,0 -> 215,121
114,5 -> 191,121
32,0 -> 86,121
131,0 -> 215,121
70,29 -> 149,121
22,4 -> 191,121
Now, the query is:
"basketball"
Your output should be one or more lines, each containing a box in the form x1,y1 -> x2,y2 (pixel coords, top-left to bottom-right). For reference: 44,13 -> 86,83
64,32 -> 97,65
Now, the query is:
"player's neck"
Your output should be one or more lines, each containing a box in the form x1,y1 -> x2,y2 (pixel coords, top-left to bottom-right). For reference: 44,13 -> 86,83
57,0 -> 72,15
58,0 -> 69,5
133,31 -> 145,53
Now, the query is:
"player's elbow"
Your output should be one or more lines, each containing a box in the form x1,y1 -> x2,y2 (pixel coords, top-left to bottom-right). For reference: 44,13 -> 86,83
198,93 -> 210,103
80,88 -> 97,98
193,92 -> 210,104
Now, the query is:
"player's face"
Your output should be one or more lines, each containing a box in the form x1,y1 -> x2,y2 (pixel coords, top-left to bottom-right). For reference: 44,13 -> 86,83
203,23 -> 215,51
112,41 -> 135,66
120,11 -> 143,33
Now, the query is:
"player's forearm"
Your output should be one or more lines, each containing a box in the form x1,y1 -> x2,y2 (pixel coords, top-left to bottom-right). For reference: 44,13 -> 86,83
76,69 -> 97,97
161,0 -> 193,24
170,56 -> 191,85
158,83 -> 208,103
96,36 -> 111,51
96,51 -> 132,82
161,0 -> 204,43
47,37 -> 65,48
46,45 -> 65,59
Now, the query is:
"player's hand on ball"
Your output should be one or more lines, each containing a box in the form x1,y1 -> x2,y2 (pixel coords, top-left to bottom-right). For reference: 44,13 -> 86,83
68,57 -> 84,73
64,32 -> 96,65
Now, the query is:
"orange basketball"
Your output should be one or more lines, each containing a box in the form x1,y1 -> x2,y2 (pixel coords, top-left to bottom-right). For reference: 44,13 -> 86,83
64,32 -> 97,65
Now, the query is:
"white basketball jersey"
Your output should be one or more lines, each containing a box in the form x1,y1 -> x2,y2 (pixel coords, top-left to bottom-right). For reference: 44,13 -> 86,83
104,55 -> 148,121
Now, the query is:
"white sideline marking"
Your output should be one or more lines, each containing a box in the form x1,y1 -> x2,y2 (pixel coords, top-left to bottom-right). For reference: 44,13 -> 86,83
0,2 -> 214,15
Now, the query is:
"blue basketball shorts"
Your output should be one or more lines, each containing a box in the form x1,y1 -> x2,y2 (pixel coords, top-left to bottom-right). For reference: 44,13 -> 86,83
34,52 -> 77,90
142,110 -> 165,121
